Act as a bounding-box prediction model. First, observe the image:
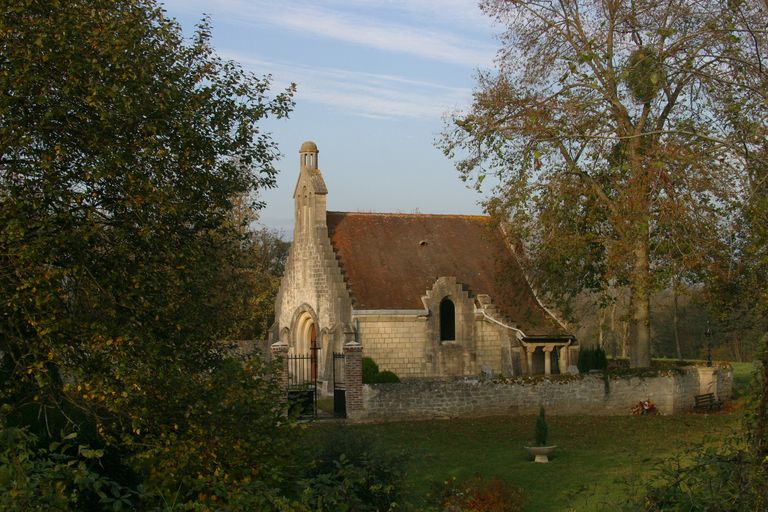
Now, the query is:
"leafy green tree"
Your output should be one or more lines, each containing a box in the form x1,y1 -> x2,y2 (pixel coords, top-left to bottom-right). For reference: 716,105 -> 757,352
440,0 -> 767,367
1,0 -> 296,508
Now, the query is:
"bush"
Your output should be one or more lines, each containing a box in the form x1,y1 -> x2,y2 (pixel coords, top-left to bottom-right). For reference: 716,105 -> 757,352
431,476 -> 524,512
578,346 -> 608,373
616,439 -> 768,511
362,357 -> 380,384
0,418 -> 136,511
299,427 -> 406,511
376,371 -> 401,383
362,357 -> 400,383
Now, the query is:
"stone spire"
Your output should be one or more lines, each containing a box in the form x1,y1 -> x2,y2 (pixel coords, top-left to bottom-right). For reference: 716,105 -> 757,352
293,140 -> 327,240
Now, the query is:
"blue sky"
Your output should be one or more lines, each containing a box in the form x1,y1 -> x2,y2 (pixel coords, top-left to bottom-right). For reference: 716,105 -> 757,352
161,0 -> 500,235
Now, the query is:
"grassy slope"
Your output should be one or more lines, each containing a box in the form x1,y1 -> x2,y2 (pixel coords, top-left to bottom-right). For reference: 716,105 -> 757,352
312,411 -> 740,511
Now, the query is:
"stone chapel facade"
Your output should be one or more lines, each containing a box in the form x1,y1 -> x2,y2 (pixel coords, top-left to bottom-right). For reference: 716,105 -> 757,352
271,141 -> 578,394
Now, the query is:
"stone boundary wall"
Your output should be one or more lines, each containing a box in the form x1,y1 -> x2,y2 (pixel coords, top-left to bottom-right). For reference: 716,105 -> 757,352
351,366 -> 733,421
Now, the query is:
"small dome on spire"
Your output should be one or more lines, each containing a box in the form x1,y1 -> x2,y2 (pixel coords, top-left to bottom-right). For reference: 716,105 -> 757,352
300,140 -> 318,153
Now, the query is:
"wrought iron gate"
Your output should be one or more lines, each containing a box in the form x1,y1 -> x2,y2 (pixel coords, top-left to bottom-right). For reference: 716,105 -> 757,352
287,345 -> 318,418
332,352 -> 346,418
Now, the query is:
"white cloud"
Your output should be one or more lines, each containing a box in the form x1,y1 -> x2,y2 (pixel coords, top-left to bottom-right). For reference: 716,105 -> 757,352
228,54 -> 472,119
163,0 -> 496,67
323,0 -> 492,29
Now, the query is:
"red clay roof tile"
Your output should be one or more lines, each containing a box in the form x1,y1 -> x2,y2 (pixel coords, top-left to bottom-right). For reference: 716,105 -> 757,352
326,211 -> 569,337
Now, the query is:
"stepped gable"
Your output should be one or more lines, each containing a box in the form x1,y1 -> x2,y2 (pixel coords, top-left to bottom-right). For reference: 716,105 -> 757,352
326,211 -> 568,337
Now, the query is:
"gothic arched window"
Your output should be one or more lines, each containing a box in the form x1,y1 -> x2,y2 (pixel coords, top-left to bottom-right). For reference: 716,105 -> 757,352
439,298 -> 455,341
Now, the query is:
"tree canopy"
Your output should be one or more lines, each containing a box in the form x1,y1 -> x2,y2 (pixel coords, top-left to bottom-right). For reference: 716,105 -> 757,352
441,0 -> 768,367
1,0 -> 296,508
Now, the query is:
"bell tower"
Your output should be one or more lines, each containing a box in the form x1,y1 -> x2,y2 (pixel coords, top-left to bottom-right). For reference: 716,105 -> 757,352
300,140 -> 318,170
293,140 -> 327,241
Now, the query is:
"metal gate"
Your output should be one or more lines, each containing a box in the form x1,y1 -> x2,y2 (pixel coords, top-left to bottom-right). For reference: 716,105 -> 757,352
287,344 -> 318,418
332,352 -> 346,418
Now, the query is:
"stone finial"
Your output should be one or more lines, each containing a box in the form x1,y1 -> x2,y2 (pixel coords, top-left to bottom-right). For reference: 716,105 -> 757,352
270,340 -> 289,353
344,340 -> 363,351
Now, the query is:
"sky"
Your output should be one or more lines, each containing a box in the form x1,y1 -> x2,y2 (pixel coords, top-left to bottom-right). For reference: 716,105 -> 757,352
160,0 -> 502,236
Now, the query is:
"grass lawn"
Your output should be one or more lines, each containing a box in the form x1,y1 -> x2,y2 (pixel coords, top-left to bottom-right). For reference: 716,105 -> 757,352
308,409 -> 742,511
731,361 -> 756,398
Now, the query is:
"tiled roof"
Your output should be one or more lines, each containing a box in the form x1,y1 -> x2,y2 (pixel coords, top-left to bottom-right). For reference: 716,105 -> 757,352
326,211 -> 570,337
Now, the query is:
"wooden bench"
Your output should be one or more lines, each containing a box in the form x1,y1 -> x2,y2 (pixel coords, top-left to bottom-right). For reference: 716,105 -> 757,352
693,392 -> 723,412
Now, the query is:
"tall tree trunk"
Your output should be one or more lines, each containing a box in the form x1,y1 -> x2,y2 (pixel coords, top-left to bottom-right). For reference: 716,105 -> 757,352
621,293 -> 631,359
598,306 -> 606,348
610,300 -> 617,357
630,235 -> 652,367
673,279 -> 682,360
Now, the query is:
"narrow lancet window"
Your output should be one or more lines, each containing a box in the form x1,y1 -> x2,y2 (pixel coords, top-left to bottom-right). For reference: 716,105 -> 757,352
440,298 -> 455,341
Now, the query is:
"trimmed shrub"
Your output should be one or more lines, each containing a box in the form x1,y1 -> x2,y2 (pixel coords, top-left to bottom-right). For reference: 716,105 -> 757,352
578,346 -> 608,373
362,357 -> 401,383
362,357 -> 380,384
594,346 -> 607,370
375,371 -> 400,383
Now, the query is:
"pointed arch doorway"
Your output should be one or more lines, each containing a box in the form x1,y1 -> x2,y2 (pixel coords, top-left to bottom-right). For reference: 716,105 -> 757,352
289,307 -> 321,418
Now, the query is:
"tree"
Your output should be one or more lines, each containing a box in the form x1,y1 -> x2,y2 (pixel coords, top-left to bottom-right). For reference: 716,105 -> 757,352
1,0 -> 296,508
440,0 -> 767,367
215,194 -> 291,341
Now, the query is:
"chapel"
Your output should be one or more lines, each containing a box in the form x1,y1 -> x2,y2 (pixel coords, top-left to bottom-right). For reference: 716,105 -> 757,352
271,141 -> 577,393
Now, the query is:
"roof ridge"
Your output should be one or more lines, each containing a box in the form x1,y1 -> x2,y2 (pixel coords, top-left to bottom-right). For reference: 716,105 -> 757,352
327,210 -> 490,220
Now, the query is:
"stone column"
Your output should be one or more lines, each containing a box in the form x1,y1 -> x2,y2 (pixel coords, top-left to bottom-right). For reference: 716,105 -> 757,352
525,345 -> 534,375
344,341 -> 364,417
543,345 -> 554,375
558,345 -> 568,374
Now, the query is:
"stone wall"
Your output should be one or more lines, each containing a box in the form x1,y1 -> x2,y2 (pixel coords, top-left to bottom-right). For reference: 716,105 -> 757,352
474,319 -> 504,374
350,366 -> 733,421
355,314 -> 429,377
357,315 -> 512,379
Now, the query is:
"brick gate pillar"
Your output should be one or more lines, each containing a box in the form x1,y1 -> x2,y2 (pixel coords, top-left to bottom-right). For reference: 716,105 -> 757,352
271,341 -> 290,394
344,341 -> 363,417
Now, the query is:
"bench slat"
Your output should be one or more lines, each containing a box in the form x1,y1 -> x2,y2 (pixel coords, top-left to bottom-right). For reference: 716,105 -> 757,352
693,392 -> 723,411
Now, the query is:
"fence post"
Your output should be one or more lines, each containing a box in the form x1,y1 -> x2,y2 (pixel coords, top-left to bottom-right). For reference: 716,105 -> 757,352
344,341 -> 363,417
271,341 -> 289,395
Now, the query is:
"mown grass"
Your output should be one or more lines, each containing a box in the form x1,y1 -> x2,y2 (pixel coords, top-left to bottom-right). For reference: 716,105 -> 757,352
308,409 -> 743,510
304,362 -> 753,510
370,413 -> 738,510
